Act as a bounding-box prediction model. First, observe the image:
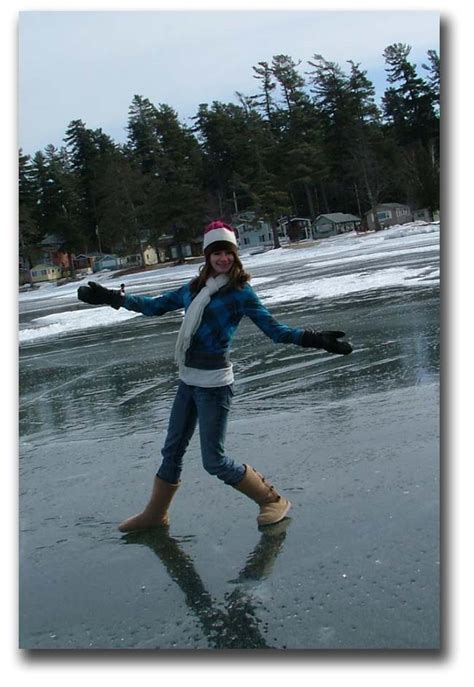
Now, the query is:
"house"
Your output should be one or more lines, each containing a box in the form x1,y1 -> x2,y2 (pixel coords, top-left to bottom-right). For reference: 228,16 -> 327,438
277,217 -> 312,242
156,235 -> 204,263
143,245 -> 159,266
73,253 -> 99,274
19,255 -> 32,286
122,253 -> 143,267
92,254 -> 125,273
413,208 -> 437,222
232,212 -> 274,250
39,234 -> 71,269
365,203 -> 413,230
30,264 -> 63,283
313,213 -> 361,238
120,244 -> 161,267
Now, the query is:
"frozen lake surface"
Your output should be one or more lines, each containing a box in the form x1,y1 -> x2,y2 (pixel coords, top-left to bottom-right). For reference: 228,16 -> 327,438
19,225 -> 440,650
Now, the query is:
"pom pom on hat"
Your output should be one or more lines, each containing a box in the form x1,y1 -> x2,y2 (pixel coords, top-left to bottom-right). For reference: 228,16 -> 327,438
203,220 -> 238,254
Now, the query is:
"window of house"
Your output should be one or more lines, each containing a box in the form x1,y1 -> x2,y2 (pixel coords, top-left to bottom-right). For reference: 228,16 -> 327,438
243,237 -> 249,245
377,211 -> 390,220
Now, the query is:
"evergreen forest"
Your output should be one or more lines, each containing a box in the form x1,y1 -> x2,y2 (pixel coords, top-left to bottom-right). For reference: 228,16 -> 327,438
19,43 -> 440,265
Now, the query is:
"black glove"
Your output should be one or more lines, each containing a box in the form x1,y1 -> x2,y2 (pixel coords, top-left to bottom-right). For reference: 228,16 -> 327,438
301,329 -> 353,355
77,281 -> 125,310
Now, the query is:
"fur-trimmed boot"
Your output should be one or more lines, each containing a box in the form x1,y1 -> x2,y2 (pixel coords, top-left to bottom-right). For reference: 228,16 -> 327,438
233,464 -> 291,526
118,476 -> 179,533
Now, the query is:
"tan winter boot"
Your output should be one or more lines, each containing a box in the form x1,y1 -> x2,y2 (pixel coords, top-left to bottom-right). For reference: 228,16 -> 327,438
118,476 -> 179,533
233,465 -> 291,526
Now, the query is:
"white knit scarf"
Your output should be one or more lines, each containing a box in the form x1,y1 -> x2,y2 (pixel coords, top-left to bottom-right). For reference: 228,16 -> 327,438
174,274 -> 230,366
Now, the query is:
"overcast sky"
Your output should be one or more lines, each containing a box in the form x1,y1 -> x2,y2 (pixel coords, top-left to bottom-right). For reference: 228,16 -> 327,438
19,9 -> 439,156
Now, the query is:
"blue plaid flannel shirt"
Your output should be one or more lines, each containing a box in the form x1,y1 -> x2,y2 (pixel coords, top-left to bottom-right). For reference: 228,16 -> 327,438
123,282 -> 304,354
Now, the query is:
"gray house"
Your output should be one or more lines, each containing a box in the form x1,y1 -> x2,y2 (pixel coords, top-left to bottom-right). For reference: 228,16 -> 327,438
413,208 -> 438,222
92,254 -> 125,273
365,203 -> 413,230
313,213 -> 361,238
156,235 -> 204,263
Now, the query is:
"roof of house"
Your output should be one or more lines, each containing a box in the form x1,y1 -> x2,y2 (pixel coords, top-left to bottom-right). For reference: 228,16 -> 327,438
363,202 -> 411,216
316,213 -> 360,223
40,233 -> 66,248
371,203 -> 410,210
157,235 -> 203,246
233,211 -> 257,222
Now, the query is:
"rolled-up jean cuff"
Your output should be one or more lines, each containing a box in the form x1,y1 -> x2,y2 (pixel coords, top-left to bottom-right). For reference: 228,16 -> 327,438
225,464 -> 246,485
156,466 -> 181,485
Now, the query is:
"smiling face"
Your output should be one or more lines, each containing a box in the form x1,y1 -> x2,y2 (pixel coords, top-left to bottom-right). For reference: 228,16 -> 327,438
209,249 -> 235,275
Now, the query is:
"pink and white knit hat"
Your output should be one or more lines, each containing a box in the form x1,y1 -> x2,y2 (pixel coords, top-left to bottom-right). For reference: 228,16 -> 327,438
203,220 -> 238,254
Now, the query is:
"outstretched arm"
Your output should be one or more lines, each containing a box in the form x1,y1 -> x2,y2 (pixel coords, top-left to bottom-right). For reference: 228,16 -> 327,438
243,286 -> 352,355
78,281 -> 186,316
242,287 -> 304,345
122,287 -> 185,316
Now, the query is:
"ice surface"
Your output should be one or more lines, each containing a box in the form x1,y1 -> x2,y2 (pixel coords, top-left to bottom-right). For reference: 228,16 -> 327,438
19,220 -> 440,650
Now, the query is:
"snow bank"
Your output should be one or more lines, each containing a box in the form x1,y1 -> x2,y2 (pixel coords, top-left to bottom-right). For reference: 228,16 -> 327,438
383,223 -> 439,240
259,265 -> 439,305
19,306 -> 140,343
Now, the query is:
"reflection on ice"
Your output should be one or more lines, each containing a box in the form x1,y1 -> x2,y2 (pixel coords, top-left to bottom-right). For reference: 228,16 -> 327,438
121,519 -> 292,649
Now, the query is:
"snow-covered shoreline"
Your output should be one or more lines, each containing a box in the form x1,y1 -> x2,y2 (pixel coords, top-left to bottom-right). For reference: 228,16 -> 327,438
19,222 -> 440,344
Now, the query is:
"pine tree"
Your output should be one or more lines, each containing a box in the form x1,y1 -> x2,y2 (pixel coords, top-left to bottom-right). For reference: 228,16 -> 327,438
19,150 -> 41,279
126,95 -> 162,175
270,54 -> 308,122
193,101 -> 266,217
64,120 -> 117,251
382,43 -> 437,147
127,97 -> 207,243
422,49 -> 440,110
30,146 -> 69,238
306,54 -> 365,214
382,43 -> 439,213
152,104 -> 206,236
251,61 -> 277,125
345,61 -> 386,217
93,147 -> 144,254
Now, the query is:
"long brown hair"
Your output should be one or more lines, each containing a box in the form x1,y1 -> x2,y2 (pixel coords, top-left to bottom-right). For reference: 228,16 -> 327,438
190,249 -> 251,294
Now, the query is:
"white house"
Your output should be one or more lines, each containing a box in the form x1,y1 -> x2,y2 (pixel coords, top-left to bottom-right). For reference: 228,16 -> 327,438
30,264 -> 63,283
143,245 -> 159,266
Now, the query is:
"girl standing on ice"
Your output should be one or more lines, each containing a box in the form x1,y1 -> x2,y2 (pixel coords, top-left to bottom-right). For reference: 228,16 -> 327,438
77,221 -> 352,531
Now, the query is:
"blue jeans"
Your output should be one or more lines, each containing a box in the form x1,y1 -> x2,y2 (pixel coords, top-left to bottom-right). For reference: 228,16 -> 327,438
157,382 -> 246,486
